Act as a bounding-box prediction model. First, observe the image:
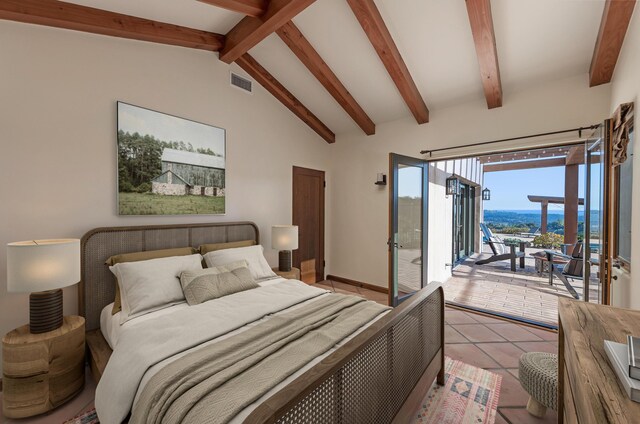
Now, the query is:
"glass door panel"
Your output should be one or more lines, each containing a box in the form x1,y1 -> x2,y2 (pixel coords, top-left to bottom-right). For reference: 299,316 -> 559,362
389,154 -> 428,306
453,183 -> 475,263
584,125 -> 606,304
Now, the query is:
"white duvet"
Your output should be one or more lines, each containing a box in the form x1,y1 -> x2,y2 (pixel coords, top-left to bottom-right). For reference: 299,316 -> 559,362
96,279 -> 384,424
99,278 -> 286,349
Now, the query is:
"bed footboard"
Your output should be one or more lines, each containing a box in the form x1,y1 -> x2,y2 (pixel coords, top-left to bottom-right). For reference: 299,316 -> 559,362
246,283 -> 445,424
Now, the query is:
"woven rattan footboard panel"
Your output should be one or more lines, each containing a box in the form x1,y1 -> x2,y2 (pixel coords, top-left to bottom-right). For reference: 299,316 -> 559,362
247,284 -> 444,424
80,222 -> 259,331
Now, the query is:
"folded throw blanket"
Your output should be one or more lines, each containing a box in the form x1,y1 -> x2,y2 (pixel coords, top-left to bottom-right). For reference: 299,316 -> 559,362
131,293 -> 389,424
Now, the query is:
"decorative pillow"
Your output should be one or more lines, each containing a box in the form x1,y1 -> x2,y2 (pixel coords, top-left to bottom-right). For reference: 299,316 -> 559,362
203,245 -> 277,281
105,247 -> 198,315
109,254 -> 203,324
180,263 -> 259,305
199,240 -> 256,255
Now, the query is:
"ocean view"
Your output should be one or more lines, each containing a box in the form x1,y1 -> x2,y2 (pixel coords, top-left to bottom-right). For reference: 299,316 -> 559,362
485,209 -> 600,232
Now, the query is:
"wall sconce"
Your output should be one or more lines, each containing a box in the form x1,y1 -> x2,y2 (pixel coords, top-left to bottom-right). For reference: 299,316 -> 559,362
482,188 -> 491,201
445,175 -> 460,196
375,173 -> 387,186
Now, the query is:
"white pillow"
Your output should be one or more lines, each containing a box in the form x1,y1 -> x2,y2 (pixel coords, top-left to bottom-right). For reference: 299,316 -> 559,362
203,245 -> 277,281
110,254 -> 203,324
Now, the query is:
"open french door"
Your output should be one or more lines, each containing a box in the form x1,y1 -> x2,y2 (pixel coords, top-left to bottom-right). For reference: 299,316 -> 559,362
584,121 -> 612,305
388,154 -> 429,307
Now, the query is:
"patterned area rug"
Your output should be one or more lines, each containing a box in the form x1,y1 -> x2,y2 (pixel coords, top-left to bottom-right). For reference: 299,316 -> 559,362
63,408 -> 99,424
413,357 -> 502,423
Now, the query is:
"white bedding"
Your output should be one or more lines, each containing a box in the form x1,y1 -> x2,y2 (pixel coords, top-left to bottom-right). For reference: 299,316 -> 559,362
95,278 -> 386,424
99,277 -> 287,349
134,284 -> 386,424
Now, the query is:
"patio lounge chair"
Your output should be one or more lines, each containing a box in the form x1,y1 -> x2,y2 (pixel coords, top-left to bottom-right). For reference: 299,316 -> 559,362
476,223 -> 526,271
519,227 -> 541,238
544,243 -> 583,300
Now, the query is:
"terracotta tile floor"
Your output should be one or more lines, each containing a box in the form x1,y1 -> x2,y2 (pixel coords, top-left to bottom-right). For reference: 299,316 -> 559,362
1,281 -> 558,424
320,280 -> 560,424
444,307 -> 559,424
443,249 -> 600,327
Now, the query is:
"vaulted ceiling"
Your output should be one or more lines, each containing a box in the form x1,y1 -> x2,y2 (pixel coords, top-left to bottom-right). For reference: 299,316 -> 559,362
1,0 -> 637,142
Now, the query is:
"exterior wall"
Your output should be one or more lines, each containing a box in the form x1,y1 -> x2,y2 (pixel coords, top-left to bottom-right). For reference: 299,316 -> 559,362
151,182 -> 188,196
427,158 -> 484,284
189,186 -> 225,197
164,161 -> 225,188
151,183 -> 225,196
609,8 -> 640,309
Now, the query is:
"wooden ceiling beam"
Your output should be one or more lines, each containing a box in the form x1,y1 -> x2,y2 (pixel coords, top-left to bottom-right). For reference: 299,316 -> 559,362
465,0 -> 503,109
589,0 -> 637,87
236,54 -> 335,143
346,0 -> 429,124
0,0 -> 225,51
276,21 -> 375,135
198,0 -> 267,17
219,0 -> 318,64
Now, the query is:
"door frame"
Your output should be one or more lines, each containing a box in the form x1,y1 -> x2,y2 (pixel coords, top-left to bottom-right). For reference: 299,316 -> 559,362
292,166 -> 325,283
452,181 -> 477,265
388,153 -> 429,307
421,133 -> 614,306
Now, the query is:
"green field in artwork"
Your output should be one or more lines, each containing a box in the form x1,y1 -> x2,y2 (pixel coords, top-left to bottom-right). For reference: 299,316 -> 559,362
118,192 -> 225,215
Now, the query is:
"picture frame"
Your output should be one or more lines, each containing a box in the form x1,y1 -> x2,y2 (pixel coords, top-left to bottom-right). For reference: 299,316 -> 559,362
116,102 -> 226,215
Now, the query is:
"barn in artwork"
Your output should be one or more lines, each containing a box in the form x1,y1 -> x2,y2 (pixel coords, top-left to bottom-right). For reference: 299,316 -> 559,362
151,148 -> 225,196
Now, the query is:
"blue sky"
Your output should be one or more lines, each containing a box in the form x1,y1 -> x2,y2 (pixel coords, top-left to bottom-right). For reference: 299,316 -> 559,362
484,166 -> 587,210
398,162 -> 602,211
398,166 -> 423,198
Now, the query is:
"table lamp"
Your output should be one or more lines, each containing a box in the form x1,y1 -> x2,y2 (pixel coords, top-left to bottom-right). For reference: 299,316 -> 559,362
272,225 -> 298,272
7,239 -> 81,334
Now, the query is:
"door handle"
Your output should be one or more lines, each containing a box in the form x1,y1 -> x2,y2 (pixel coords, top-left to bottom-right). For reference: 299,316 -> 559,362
386,239 -> 402,249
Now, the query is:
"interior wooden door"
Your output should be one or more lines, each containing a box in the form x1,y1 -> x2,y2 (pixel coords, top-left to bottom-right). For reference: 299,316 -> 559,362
292,166 -> 325,283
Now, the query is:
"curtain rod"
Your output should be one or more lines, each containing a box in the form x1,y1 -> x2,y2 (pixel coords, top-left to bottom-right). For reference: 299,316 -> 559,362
419,124 -> 600,157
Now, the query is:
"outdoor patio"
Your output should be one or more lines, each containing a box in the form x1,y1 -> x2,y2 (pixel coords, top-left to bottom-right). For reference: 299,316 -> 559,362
442,243 -> 600,327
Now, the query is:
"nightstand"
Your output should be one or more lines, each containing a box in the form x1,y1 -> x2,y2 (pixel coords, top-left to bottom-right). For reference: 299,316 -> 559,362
272,267 -> 301,280
2,316 -> 85,419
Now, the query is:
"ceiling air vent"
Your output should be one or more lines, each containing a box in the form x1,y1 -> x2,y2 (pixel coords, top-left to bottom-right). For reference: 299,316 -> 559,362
230,72 -> 253,94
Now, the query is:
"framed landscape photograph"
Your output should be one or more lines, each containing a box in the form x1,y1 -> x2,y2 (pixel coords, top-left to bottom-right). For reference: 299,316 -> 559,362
117,102 -> 226,215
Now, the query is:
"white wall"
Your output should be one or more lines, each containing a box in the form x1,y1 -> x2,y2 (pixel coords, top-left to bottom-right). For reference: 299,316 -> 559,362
0,21 -> 332,365
427,158 -> 483,284
329,73 -> 611,288
609,8 -> 640,309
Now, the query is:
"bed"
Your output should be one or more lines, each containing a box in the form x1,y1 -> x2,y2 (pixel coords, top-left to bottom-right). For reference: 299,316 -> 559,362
80,222 -> 444,424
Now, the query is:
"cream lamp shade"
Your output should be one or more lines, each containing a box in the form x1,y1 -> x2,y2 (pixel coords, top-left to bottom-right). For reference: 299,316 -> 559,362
272,225 -> 299,251
7,239 -> 81,293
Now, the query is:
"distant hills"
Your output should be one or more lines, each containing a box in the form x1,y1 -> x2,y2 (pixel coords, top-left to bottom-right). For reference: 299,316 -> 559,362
484,209 -> 600,230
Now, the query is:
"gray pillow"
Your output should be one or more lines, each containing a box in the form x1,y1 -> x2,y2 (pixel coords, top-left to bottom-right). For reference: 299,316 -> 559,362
180,265 -> 259,305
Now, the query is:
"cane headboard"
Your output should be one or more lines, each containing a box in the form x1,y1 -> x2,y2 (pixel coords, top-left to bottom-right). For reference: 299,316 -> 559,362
79,222 -> 260,331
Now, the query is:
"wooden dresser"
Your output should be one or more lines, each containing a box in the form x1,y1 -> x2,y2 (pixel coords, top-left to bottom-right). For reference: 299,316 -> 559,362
559,299 -> 640,423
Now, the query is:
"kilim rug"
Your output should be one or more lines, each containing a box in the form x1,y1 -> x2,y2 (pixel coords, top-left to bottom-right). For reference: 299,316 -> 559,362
63,408 -> 99,424
413,356 -> 502,423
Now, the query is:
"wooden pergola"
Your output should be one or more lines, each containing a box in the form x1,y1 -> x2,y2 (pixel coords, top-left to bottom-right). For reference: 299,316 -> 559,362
526,195 -> 584,236
482,144 -> 587,245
